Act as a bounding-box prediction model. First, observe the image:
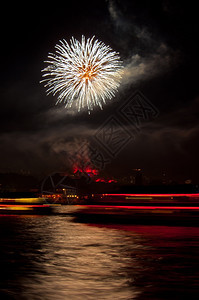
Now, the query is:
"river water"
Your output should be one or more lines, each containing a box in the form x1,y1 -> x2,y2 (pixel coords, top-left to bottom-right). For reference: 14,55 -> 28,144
1,206 -> 199,300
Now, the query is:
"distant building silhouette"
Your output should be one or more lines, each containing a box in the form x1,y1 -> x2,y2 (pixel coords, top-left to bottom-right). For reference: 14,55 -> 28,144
134,169 -> 143,186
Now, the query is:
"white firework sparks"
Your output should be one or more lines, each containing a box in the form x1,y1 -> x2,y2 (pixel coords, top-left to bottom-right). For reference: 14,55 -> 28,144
41,35 -> 123,112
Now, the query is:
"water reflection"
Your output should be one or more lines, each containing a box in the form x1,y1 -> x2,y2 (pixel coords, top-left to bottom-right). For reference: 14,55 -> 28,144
1,206 -> 199,299
90,223 -> 199,299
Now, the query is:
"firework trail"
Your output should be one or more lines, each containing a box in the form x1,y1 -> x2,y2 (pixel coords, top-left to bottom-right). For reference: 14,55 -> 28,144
41,35 -> 123,112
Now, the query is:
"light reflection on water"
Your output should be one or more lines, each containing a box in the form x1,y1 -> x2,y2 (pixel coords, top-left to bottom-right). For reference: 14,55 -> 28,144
1,206 -> 199,299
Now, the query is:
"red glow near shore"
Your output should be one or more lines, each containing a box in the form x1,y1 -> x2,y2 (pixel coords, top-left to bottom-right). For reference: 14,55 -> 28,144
73,166 -> 117,183
95,179 -> 117,183
73,166 -> 99,176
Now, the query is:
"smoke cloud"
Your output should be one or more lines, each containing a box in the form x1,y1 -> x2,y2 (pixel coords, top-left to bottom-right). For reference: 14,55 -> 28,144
107,0 -> 180,87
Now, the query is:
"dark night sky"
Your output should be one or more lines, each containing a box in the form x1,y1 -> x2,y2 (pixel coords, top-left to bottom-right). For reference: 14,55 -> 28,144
0,0 -> 199,183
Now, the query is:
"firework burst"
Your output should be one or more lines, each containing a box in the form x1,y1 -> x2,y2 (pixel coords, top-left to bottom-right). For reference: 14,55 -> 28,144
41,35 -> 123,112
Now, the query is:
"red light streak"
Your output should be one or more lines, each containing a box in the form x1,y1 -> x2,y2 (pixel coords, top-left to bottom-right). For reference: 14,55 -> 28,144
80,205 -> 199,210
100,193 -> 199,197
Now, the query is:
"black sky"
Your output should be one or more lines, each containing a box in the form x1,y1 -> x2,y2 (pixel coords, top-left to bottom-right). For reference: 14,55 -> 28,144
1,0 -> 199,183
